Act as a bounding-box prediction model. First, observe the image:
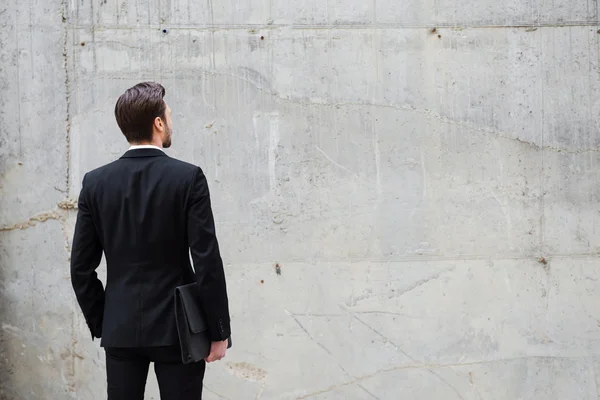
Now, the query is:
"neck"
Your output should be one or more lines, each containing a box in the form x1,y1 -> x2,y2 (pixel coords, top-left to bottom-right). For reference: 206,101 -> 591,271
130,139 -> 163,148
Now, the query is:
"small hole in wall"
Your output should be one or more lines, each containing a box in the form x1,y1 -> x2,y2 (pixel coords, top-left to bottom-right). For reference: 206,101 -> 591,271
162,29 -> 168,34
260,36 -> 265,40
80,42 -> 85,46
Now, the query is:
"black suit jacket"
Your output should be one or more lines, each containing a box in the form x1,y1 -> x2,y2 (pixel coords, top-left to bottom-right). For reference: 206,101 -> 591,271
70,148 -> 231,347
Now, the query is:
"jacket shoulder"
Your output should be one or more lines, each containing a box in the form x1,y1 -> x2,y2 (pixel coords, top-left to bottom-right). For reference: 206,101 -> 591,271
161,157 -> 206,182
82,155 -> 202,183
164,157 -> 202,173
82,159 -> 120,182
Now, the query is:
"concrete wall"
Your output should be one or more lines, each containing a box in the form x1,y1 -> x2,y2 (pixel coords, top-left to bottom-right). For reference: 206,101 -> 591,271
1,0 -> 600,399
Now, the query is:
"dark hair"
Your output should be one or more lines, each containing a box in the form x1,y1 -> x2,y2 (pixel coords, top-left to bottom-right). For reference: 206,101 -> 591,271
114,82 -> 166,143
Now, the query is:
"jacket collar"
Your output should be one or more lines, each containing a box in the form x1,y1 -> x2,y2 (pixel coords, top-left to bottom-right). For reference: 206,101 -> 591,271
120,148 -> 168,159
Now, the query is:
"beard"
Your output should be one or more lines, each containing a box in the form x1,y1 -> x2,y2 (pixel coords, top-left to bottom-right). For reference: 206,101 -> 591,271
162,125 -> 172,148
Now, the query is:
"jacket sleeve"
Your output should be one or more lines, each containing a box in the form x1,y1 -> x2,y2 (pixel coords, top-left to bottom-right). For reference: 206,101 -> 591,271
187,167 -> 231,341
70,174 -> 105,339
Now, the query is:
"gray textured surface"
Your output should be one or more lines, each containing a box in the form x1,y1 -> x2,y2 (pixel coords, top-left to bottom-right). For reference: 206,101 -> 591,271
1,0 -> 600,399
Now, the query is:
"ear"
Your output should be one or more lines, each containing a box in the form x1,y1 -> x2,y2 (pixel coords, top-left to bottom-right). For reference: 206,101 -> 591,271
154,116 -> 164,132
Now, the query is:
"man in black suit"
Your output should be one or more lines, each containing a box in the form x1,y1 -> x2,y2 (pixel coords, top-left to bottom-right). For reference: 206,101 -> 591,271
70,82 -> 231,399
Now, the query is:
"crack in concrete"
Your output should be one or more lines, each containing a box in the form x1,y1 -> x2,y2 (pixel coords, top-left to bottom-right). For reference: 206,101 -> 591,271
352,314 -> 467,399
0,199 -> 77,232
352,314 -> 415,361
296,355 -> 593,399
0,211 -> 64,232
314,145 -> 373,185
428,369 -> 467,400
96,68 -> 600,154
58,198 -> 78,210
286,310 -> 353,379
344,266 -> 456,307
392,266 -> 456,299
204,385 -> 230,399
346,310 -> 434,319
244,79 -> 599,154
92,68 -> 600,154
357,383 -> 380,399
194,69 -> 600,155
60,214 -> 73,262
467,370 -> 485,400
62,0 -> 72,196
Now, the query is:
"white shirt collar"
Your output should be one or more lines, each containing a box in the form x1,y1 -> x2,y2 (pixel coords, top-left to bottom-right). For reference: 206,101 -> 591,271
128,145 -> 165,152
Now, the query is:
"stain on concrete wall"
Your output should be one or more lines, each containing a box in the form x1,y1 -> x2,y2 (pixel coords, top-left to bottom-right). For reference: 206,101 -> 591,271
1,0 -> 600,399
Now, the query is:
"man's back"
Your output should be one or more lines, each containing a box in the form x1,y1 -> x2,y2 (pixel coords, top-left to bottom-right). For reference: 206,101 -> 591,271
81,148 -> 200,346
70,82 -> 230,399
72,147 -> 231,348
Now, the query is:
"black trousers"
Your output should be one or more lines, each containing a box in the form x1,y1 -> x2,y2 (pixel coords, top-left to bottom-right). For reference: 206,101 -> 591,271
105,345 -> 206,400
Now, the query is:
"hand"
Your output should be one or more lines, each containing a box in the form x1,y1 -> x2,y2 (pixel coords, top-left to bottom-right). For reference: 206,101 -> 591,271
205,339 -> 228,363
